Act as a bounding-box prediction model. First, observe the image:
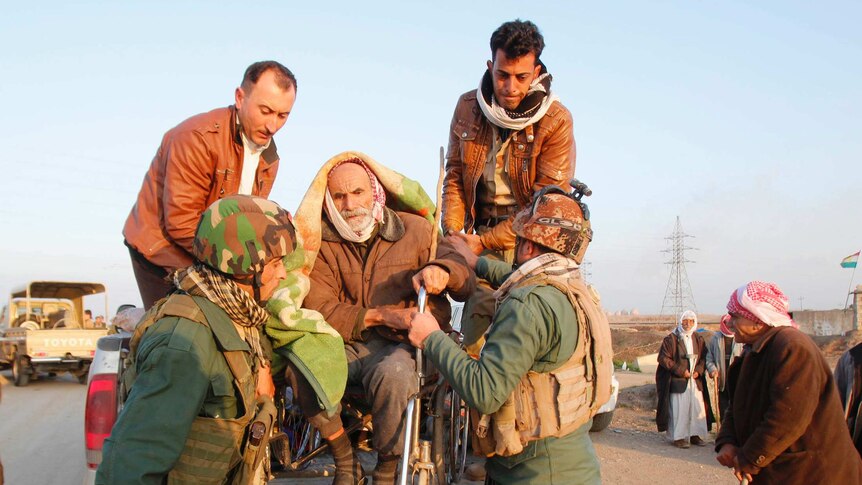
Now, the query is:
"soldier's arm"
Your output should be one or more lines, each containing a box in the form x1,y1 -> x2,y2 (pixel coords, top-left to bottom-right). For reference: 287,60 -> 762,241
162,129 -> 217,255
424,290 -> 549,415
473,256 -> 514,290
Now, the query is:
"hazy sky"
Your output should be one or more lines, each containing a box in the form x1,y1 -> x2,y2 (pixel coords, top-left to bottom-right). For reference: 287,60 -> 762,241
1,1 -> 859,316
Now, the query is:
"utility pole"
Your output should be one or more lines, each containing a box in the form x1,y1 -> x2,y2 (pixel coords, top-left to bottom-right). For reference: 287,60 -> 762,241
660,216 -> 698,318
797,296 -> 804,311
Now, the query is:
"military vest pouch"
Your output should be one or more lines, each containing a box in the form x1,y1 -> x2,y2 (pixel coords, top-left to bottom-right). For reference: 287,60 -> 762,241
233,395 -> 277,484
168,415 -> 247,484
471,272 -> 614,457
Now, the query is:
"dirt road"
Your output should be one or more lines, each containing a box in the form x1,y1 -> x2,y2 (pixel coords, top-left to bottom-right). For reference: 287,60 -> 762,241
0,373 -> 87,485
0,370 -> 738,485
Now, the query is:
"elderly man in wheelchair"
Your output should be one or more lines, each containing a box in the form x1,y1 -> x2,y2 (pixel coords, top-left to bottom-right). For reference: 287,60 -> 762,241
279,157 -> 474,485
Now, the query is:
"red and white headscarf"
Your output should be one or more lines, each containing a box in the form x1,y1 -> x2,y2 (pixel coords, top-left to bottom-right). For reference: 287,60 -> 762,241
324,158 -> 387,243
726,281 -> 795,328
719,314 -> 733,337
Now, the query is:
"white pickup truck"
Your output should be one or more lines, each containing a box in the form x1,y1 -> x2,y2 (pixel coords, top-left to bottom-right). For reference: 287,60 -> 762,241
0,281 -> 108,386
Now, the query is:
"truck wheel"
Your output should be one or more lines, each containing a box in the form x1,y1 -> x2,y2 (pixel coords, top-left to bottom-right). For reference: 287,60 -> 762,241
12,354 -> 30,387
590,411 -> 614,432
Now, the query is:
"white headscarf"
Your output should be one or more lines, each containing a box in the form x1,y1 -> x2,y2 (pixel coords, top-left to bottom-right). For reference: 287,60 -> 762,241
676,310 -> 698,337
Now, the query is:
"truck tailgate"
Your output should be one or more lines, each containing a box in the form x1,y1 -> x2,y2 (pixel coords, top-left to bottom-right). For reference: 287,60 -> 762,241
26,329 -> 108,359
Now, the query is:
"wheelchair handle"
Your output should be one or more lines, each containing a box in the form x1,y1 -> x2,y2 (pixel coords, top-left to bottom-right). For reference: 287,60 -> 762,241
417,286 -> 428,313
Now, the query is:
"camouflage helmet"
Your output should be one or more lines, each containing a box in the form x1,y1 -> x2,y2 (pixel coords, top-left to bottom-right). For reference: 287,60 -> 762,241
511,183 -> 593,263
193,195 -> 296,277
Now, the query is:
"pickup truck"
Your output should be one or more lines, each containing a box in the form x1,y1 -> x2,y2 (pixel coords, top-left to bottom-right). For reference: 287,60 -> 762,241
0,281 -> 108,386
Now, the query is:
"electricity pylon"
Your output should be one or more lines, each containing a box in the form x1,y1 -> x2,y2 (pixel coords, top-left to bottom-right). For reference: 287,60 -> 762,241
660,216 -> 697,317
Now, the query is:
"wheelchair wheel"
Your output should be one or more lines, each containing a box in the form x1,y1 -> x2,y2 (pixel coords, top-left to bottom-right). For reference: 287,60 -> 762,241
269,387 -> 322,472
431,384 -> 470,485
284,406 -> 321,470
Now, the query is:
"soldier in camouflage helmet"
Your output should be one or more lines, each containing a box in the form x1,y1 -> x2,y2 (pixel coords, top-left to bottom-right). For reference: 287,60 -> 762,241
98,195 -> 295,485
411,182 -> 607,485
193,195 -> 296,299
511,190 -> 592,264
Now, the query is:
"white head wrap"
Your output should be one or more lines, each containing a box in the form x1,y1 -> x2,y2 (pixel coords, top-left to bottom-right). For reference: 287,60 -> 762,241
676,309 -> 698,337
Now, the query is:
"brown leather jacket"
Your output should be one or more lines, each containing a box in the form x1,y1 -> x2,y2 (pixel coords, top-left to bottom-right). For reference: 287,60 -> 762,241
442,90 -> 575,250
123,106 -> 279,270
304,208 -> 475,343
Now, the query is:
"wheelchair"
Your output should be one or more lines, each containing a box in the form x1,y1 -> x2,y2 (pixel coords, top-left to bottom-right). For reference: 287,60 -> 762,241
267,291 -> 472,485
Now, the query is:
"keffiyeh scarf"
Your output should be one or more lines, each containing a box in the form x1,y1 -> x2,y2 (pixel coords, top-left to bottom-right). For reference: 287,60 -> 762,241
726,280 -> 795,328
323,158 -> 387,243
719,314 -> 733,337
494,252 -> 580,304
477,62 -> 559,131
173,264 -> 269,359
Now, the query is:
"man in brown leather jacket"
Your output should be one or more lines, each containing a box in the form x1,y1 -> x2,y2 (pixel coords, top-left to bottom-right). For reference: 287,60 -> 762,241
443,19 -> 575,355
123,60 -> 297,308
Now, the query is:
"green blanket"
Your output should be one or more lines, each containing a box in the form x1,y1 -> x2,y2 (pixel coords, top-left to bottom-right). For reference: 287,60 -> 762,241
266,151 -> 436,413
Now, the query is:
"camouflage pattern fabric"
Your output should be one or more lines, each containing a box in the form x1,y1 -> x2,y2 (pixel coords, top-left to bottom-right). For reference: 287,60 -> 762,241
512,193 -> 592,264
193,195 -> 296,277
265,151 -> 437,413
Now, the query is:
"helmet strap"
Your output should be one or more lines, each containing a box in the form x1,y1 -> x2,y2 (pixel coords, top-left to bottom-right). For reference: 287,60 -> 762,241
253,272 -> 262,303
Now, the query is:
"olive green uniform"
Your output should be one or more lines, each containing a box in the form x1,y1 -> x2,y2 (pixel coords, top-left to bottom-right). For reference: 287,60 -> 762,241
97,300 -> 253,484
424,258 -> 601,485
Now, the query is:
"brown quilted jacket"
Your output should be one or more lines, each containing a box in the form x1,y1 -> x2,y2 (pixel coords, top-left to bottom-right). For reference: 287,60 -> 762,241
123,106 -> 279,271
442,90 -> 575,250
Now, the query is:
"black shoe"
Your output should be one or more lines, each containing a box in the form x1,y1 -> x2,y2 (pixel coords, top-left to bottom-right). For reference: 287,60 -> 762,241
690,436 -> 707,447
673,439 -> 690,449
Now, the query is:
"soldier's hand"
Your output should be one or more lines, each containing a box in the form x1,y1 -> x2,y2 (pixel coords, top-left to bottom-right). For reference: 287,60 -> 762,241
256,364 -> 275,399
709,370 -> 718,379
692,371 -> 700,379
683,369 -> 691,379
408,312 -> 441,349
412,266 -> 450,295
446,234 -> 480,269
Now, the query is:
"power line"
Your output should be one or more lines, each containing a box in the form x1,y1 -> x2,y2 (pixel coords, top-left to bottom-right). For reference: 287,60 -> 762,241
660,216 -> 697,317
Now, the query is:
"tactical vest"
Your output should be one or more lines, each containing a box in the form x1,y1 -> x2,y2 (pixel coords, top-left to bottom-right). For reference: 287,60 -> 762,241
123,294 -> 275,485
472,273 -> 614,457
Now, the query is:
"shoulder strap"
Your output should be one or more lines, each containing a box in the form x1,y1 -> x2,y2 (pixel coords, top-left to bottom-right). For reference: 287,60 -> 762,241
129,294 -> 206,357
125,294 -> 253,401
